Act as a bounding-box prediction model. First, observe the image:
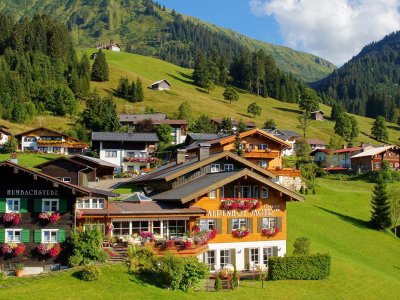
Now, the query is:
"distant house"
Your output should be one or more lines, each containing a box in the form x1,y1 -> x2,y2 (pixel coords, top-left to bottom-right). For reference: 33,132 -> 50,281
91,132 -> 159,174
211,118 -> 256,132
184,132 -> 229,150
351,145 -> 400,172
263,128 -> 301,156
310,148 -> 331,166
97,41 -> 121,52
0,126 -> 11,148
14,127 -> 88,154
311,110 -> 325,121
151,79 -> 171,91
306,139 -> 327,150
333,146 -> 373,169
119,114 -> 188,145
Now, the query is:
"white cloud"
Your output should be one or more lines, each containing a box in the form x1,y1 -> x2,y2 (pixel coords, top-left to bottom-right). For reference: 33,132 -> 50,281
250,0 -> 400,65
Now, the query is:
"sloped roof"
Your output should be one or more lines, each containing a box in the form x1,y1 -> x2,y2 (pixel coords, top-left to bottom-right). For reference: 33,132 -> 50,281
351,146 -> 397,159
150,169 -> 303,203
311,110 -> 325,114
70,155 -> 118,168
186,132 -> 229,141
263,129 -> 301,141
310,148 -> 330,156
132,150 -> 277,183
151,79 -> 171,86
91,132 -> 159,142
334,147 -> 363,154
14,127 -> 78,141
0,126 -> 11,135
119,113 -> 167,123
34,157 -> 94,169
306,139 -> 327,145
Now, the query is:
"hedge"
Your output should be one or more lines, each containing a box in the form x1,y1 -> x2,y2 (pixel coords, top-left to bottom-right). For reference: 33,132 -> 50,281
268,254 -> 331,280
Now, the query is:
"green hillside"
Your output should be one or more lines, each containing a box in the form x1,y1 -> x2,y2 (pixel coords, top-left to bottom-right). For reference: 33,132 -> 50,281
1,179 -> 399,299
2,49 -> 400,145
0,0 -> 335,82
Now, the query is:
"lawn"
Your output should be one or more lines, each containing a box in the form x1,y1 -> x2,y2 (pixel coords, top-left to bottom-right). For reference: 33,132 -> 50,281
112,182 -> 140,195
1,178 -> 399,299
0,153 -> 61,169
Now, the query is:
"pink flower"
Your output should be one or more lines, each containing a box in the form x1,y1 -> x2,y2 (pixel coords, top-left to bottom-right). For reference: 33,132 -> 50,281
48,243 -> 61,257
13,244 -> 26,256
184,240 -> 192,250
192,225 -> 201,234
49,213 -> 60,224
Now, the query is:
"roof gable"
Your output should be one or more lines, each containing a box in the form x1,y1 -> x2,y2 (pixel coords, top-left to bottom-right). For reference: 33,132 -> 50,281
34,157 -> 93,169
15,127 -> 75,140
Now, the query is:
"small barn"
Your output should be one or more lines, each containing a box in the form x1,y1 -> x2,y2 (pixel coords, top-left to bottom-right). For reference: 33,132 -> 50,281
151,79 -> 171,91
311,110 -> 325,121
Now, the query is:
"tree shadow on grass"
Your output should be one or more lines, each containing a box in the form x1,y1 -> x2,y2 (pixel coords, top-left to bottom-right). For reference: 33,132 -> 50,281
314,206 -> 369,229
177,71 -> 193,80
388,125 -> 400,131
360,131 -> 371,139
166,73 -> 193,85
237,112 -> 253,119
212,98 -> 227,104
195,87 -> 208,94
272,107 -> 302,114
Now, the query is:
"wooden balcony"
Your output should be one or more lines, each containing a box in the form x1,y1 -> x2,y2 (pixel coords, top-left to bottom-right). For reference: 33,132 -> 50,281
243,149 -> 279,159
36,140 -> 88,148
270,168 -> 301,177
148,241 -> 209,257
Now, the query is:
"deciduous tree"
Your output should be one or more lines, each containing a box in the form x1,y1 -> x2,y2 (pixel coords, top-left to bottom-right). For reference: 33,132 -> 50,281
223,87 -> 239,103
371,116 -> 389,142
247,102 -> 262,118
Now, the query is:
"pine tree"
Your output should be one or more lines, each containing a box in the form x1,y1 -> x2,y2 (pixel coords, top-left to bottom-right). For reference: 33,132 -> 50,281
370,177 -> 392,230
91,50 -> 109,82
134,78 -> 144,102
236,120 -> 248,133
117,77 -> 130,99
234,133 -> 243,156
371,116 -> 389,142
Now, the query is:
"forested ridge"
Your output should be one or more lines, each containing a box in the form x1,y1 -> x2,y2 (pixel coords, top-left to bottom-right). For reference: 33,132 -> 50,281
0,0 -> 335,82
316,31 -> 400,123
0,14 -> 90,123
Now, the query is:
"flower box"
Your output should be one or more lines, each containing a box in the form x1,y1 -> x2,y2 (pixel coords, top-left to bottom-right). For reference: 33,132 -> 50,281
2,213 -> 22,225
38,212 -> 60,224
232,228 -> 250,238
221,199 -> 261,211
1,243 -> 25,257
262,227 -> 279,237
36,243 -> 61,257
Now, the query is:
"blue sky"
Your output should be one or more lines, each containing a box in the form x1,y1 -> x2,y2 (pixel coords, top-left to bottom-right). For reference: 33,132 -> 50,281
156,0 -> 400,65
156,0 -> 284,45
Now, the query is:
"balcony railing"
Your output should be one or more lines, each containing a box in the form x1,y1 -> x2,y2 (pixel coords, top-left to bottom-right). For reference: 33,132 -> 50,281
36,140 -> 88,148
243,149 -> 279,159
123,157 -> 159,163
149,240 -> 209,257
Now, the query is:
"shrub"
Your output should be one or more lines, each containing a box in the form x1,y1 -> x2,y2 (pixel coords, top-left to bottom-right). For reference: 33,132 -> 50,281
180,256 -> 209,292
0,271 -> 7,281
70,228 -> 103,265
232,267 -> 239,288
78,264 -> 101,281
155,253 -> 184,290
268,254 -> 331,280
300,186 -> 305,194
128,246 -> 156,273
293,236 -> 310,255
69,253 -> 84,267
97,249 -> 110,263
214,276 -> 222,291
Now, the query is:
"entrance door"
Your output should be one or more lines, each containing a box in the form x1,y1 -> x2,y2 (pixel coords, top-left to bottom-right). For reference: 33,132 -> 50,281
205,250 -> 216,271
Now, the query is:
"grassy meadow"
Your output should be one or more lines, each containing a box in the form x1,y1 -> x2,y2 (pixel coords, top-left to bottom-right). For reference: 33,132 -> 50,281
1,49 -> 399,146
1,178 -> 399,299
0,153 -> 60,169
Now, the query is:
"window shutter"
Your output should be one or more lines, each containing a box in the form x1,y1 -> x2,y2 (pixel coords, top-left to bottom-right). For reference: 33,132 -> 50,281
21,229 -> 30,242
276,217 -> 283,232
257,218 -> 263,233
0,198 -> 5,212
227,219 -> 233,233
20,198 -> 28,213
247,218 -> 253,232
0,229 -> 5,242
34,199 -> 42,212
215,218 -> 222,234
230,249 -> 236,268
58,229 -> 66,242
244,248 -> 249,269
59,199 -> 67,213
272,246 -> 278,257
34,230 -> 42,243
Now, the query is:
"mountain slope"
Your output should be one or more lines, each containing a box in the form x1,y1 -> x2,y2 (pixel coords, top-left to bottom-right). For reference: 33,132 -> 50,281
315,31 -> 400,122
0,0 -> 335,82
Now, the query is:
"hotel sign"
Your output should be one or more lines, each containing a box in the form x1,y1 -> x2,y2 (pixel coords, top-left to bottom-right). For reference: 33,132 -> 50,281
207,204 -> 281,217
6,189 -> 59,196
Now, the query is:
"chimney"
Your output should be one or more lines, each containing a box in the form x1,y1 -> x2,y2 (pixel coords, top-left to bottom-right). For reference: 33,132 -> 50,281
342,145 -> 347,149
176,149 -> 187,165
10,153 -> 18,164
198,143 -> 211,161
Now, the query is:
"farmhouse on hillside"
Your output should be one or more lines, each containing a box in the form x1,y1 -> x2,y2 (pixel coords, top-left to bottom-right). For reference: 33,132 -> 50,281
306,139 -> 327,150
263,128 -> 301,156
97,41 -> 121,52
0,126 -> 11,148
351,145 -> 400,172
151,79 -> 171,91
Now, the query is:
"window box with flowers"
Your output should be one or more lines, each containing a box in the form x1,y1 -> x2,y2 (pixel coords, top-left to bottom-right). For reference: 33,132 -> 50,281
38,212 -> 61,224
232,228 -> 250,238
221,198 -> 261,211
2,213 -> 22,225
36,243 -> 61,257
1,243 -> 26,257
262,227 -> 279,237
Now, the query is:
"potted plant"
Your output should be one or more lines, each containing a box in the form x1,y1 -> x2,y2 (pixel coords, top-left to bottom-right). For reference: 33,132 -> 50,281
14,263 -> 24,277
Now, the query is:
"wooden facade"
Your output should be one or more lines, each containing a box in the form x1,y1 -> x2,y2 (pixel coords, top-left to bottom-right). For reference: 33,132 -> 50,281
351,146 -> 400,172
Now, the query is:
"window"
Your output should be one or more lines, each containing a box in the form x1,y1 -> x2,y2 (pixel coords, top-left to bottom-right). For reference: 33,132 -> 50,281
6,229 -> 22,243
205,250 -> 216,271
167,220 -> 186,237
105,151 -> 117,158
63,177 -> 71,182
211,164 -> 221,173
232,218 -> 247,230
6,198 -> 20,212
262,217 -> 276,229
253,186 -> 259,199
131,221 -> 149,235
42,229 -> 58,243
262,247 -> 273,265
374,162 -> 381,169
249,144 -> 255,150
220,186 -> 225,198
38,147 -> 48,152
152,220 -> 162,236
200,219 -> 216,231
126,152 -> 136,158
224,164 -> 234,171
259,144 -> 268,150
52,147 -> 61,152
258,160 -> 268,168
220,249 -> 231,267
209,190 -> 217,199
42,199 -> 59,212
241,186 -> 252,198
112,221 -> 130,236
250,248 -> 260,264
262,187 -> 268,199
24,137 -> 36,142
76,198 -> 104,209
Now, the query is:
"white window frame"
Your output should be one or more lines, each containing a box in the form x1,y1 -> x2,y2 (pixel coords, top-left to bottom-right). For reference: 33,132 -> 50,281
263,247 -> 273,265
262,187 -> 268,199
232,218 -> 247,230
211,164 -> 221,173
224,164 -> 234,171
253,186 -> 259,199
42,199 -> 59,212
105,150 -> 118,158
199,219 -> 216,231
249,144 -> 255,150
241,186 -> 252,198
76,198 -> 105,209
63,177 -> 71,182
6,198 -> 20,213
42,229 -> 58,243
220,249 -> 231,267
5,229 -> 22,243
259,144 -> 269,150
249,248 -> 260,264
220,186 -> 225,198
262,217 -> 276,229
234,186 -> 252,198
205,250 -> 216,271
209,190 -> 217,199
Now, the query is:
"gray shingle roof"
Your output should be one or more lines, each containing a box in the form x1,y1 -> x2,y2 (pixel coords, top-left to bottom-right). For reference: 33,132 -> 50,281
262,129 -> 301,141
186,132 -> 228,141
91,132 -> 159,142
71,155 -> 118,168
